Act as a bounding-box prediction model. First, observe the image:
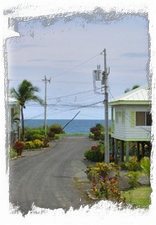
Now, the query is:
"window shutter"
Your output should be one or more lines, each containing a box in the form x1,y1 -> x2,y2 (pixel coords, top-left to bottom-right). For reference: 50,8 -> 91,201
130,111 -> 135,127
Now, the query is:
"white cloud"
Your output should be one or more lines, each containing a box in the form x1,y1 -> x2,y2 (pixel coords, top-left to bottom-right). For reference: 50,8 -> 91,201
7,15 -> 149,119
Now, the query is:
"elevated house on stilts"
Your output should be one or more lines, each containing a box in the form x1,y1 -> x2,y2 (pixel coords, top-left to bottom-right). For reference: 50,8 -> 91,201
109,86 -> 151,163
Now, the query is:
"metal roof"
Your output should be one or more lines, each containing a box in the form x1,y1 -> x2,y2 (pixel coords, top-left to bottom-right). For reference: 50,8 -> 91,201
109,86 -> 151,106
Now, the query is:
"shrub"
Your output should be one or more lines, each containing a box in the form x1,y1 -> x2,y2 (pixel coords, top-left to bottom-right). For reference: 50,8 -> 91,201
47,130 -> 55,139
120,156 -> 141,171
43,138 -> 49,147
24,141 -> 36,149
9,148 -> 18,159
33,139 -> 44,148
126,171 -> 140,188
47,124 -> 64,140
140,157 -> 150,176
13,140 -> 25,156
89,124 -> 104,140
86,162 -> 123,202
84,144 -> 104,162
48,124 -> 64,134
87,162 -> 119,181
25,128 -> 45,141
24,139 -> 45,150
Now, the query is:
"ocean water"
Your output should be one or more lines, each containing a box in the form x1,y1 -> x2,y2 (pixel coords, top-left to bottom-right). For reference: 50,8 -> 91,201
24,119 -> 109,134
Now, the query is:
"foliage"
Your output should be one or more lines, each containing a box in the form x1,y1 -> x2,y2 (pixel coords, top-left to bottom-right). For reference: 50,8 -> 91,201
47,124 -> 64,140
24,141 -> 36,149
124,84 -> 140,93
120,156 -> 141,171
24,139 -> 46,150
87,162 -> 119,179
122,186 -> 151,208
126,171 -> 140,188
140,157 -> 150,176
33,139 -> 44,148
9,148 -> 18,159
13,140 -> 25,156
132,84 -> 140,90
25,127 -> 45,141
86,162 -> 123,202
11,80 -> 43,140
89,123 -> 104,141
84,144 -> 104,162
13,140 -> 25,150
43,137 -> 50,147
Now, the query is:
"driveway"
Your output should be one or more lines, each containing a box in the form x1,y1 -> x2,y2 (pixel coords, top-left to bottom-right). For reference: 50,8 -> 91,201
9,136 -> 96,215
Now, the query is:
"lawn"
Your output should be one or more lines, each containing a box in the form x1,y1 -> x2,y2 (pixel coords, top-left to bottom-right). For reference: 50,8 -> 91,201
122,186 -> 152,208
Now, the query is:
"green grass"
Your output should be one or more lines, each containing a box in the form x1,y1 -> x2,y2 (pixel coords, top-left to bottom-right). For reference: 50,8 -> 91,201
122,186 -> 152,208
65,133 -> 88,136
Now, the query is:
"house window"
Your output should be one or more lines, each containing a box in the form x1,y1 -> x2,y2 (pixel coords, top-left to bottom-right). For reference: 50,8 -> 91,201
136,112 -> 152,126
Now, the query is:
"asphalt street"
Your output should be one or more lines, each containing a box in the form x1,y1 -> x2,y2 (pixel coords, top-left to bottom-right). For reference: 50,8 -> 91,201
9,136 -> 96,215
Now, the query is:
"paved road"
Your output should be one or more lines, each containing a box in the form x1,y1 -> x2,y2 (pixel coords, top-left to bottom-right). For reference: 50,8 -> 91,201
9,136 -> 96,215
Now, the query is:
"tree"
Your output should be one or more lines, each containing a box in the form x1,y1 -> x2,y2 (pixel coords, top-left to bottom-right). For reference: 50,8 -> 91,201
124,84 -> 140,93
11,80 -> 43,140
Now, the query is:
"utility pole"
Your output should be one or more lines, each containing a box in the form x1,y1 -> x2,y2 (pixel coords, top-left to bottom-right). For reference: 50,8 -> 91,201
42,75 -> 51,137
101,49 -> 110,163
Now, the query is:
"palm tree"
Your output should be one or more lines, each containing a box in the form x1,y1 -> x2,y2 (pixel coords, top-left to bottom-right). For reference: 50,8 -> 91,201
10,80 -> 43,140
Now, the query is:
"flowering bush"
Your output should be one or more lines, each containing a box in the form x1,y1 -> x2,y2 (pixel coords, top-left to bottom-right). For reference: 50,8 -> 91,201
33,139 -> 44,148
24,141 -> 35,149
86,162 -> 123,202
24,139 -> 45,150
13,140 -> 25,156
89,124 -> 104,140
84,144 -> 104,162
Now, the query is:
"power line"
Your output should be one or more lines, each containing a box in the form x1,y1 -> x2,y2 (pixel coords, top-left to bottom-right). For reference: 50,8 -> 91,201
47,88 -> 101,100
8,52 -> 100,84
24,101 -> 103,120
54,53 -> 100,78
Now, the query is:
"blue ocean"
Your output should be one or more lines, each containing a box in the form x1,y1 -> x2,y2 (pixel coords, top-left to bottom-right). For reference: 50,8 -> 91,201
24,119 -> 109,134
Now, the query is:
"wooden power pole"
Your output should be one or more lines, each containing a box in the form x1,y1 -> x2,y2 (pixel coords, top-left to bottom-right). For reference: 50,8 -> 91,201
42,75 -> 51,137
102,49 -> 110,163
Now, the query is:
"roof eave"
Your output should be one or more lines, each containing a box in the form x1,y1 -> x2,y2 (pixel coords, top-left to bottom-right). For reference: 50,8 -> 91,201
109,100 -> 151,106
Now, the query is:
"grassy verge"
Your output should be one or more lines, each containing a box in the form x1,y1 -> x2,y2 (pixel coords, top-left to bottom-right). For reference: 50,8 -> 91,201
65,133 -> 89,136
9,149 -> 18,159
122,186 -> 152,208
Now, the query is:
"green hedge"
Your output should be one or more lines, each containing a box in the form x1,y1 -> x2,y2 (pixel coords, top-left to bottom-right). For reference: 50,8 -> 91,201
84,144 -> 104,162
25,128 -> 45,141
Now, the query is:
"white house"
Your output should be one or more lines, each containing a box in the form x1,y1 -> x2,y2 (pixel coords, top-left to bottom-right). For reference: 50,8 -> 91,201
109,86 -> 151,162
7,97 -> 20,146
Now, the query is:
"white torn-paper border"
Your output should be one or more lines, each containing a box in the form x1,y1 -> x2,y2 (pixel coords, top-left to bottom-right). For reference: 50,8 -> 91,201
0,0 -> 156,224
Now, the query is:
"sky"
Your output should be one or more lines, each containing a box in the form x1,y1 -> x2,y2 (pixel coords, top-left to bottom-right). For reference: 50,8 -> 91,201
7,14 -> 149,120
